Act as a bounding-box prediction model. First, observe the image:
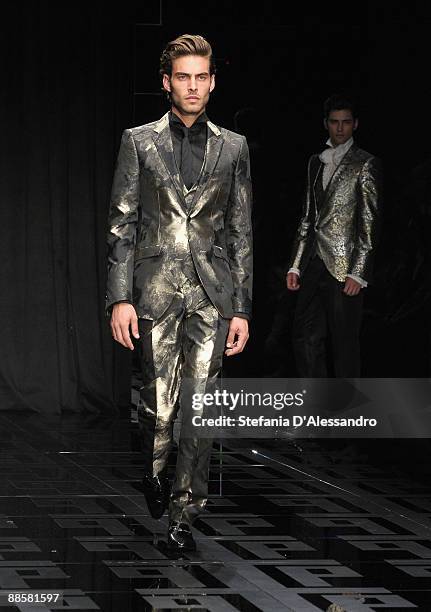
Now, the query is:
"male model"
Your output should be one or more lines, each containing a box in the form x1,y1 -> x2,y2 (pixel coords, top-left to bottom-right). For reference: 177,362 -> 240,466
105,34 -> 252,551
287,94 -> 381,377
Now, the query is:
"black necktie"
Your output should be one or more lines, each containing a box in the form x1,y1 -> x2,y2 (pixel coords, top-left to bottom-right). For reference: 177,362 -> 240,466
180,125 -> 193,189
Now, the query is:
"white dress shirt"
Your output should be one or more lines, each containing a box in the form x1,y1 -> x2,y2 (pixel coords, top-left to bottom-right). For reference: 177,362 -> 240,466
320,136 -> 353,189
288,137 -> 367,288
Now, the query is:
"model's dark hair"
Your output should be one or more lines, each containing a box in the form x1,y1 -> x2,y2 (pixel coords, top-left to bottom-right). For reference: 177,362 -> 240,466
324,94 -> 358,119
159,34 -> 216,78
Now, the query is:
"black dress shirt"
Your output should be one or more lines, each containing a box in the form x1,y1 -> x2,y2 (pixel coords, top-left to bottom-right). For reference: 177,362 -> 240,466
169,110 -> 208,190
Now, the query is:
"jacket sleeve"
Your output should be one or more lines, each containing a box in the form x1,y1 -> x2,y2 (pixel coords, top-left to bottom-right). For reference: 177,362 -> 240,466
349,156 -> 382,281
288,157 -> 313,273
225,136 -> 253,318
105,129 -> 140,317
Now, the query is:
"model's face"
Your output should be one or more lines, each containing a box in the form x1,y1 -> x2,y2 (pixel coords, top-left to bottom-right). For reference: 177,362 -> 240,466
163,55 -> 215,117
325,109 -> 358,146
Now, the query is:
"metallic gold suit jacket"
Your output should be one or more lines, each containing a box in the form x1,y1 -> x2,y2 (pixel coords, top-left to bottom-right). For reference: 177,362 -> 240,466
289,144 -> 382,282
105,112 -> 253,320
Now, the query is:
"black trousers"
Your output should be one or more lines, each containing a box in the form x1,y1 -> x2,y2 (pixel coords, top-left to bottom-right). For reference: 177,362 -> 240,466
293,256 -> 363,377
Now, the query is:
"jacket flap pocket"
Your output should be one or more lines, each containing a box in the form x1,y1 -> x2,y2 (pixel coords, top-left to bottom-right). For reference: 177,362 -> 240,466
213,245 -> 229,261
134,245 -> 162,261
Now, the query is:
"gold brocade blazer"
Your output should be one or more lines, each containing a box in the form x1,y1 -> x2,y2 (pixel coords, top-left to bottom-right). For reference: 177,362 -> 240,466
105,112 -> 253,321
289,144 -> 382,282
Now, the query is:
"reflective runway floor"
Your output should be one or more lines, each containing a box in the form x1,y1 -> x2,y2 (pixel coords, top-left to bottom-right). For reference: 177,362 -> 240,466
0,411 -> 430,611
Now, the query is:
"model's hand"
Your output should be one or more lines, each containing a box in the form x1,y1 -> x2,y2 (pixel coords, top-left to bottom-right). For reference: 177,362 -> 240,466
110,303 -> 140,350
343,277 -> 362,296
225,317 -> 249,356
287,272 -> 300,291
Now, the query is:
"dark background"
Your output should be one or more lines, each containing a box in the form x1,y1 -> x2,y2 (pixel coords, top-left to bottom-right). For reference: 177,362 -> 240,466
1,1 -> 430,415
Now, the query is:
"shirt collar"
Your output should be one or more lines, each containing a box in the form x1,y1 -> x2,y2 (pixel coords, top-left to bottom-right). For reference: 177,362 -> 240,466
325,136 -> 354,153
320,137 -> 354,165
169,110 -> 209,129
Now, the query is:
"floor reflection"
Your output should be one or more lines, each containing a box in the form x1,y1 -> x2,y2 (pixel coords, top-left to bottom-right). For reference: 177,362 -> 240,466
0,412 -> 430,610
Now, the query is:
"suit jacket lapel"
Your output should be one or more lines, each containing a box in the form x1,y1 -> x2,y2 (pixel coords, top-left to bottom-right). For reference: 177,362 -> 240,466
152,113 -> 224,215
152,112 -> 188,211
189,120 -> 224,216
310,155 -> 322,212
320,143 -> 358,214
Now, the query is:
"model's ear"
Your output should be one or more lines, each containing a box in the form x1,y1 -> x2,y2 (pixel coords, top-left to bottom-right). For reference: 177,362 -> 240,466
162,73 -> 171,93
353,118 -> 359,131
323,118 -> 328,130
209,74 -> 215,93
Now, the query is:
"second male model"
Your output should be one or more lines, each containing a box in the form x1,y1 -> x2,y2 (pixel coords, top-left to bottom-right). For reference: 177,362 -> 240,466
105,35 -> 253,551
287,95 -> 381,377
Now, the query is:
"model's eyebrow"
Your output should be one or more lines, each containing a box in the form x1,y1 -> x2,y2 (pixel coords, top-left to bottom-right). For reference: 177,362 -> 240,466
174,71 -> 210,77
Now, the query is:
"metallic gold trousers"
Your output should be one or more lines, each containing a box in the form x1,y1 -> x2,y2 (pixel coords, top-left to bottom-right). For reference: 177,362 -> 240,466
136,262 -> 229,525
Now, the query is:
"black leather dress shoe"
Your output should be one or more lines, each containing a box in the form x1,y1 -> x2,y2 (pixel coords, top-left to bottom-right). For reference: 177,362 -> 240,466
167,521 -> 196,551
141,473 -> 170,519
